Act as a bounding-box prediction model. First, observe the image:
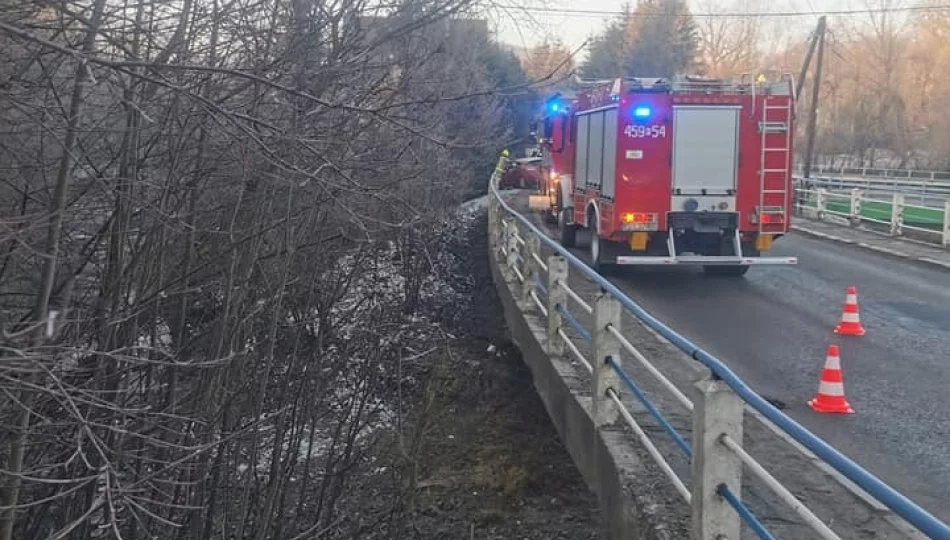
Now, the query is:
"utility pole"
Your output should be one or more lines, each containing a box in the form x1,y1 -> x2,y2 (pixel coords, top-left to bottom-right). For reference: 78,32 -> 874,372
802,16 -> 827,180
795,17 -> 825,101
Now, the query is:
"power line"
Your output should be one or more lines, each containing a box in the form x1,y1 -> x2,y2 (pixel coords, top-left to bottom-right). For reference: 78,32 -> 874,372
496,4 -> 950,19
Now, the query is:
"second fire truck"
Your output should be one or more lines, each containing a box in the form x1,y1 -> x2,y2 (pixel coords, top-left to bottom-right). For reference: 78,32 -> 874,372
536,76 -> 798,275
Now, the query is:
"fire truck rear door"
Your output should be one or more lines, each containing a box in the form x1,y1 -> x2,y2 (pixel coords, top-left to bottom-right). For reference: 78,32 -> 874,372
671,106 -> 739,197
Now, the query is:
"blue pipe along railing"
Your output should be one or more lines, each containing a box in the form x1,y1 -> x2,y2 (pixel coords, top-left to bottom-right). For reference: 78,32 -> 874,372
607,355 -> 692,460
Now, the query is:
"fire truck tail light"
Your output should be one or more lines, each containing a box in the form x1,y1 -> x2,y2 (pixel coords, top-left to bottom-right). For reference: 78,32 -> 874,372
621,212 -> 651,224
751,211 -> 785,225
621,213 -> 658,231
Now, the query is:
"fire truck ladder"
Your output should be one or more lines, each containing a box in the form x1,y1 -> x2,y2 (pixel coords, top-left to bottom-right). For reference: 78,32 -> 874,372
758,95 -> 793,234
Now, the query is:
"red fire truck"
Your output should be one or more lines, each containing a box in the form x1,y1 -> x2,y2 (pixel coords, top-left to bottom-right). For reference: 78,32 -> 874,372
536,76 -> 798,275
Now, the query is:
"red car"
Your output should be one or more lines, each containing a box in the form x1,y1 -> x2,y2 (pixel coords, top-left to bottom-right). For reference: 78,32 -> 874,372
499,157 -> 542,190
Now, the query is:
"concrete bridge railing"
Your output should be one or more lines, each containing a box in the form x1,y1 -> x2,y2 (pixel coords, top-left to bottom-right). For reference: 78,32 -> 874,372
487,156 -> 950,540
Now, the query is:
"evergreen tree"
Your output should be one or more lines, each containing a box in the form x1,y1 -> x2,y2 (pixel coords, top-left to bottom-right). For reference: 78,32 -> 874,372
583,0 -> 698,79
581,16 -> 627,79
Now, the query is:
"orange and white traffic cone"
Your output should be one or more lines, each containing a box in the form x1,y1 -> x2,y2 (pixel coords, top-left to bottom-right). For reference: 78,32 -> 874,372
834,286 -> 866,336
808,345 -> 854,414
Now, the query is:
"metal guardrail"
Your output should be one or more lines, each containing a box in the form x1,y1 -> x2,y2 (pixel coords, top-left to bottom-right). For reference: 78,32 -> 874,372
793,180 -> 950,249
488,155 -> 950,539
793,174 -> 950,195
795,173 -> 950,209
797,175 -> 950,207
796,164 -> 950,181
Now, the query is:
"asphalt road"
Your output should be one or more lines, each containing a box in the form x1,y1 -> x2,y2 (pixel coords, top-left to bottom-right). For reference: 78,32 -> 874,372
514,196 -> 950,523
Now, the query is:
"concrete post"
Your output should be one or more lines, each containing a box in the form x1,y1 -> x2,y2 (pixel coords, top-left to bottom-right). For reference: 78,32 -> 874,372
522,235 -> 540,306
691,378 -> 744,540
592,293 -> 622,428
498,218 -> 510,278
488,197 -> 498,246
498,218 -> 508,262
943,201 -> 950,249
816,188 -> 827,220
890,192 -> 904,237
850,188 -> 863,227
546,256 -> 567,356
497,216 -> 510,264
506,221 -> 518,275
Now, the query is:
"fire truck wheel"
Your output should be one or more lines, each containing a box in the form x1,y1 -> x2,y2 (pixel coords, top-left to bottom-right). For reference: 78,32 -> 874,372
703,265 -> 750,277
587,213 -> 608,272
590,233 -> 601,270
558,209 -> 576,247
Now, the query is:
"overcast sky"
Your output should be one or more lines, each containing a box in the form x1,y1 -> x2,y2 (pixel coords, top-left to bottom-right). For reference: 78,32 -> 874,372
492,0 -> 883,53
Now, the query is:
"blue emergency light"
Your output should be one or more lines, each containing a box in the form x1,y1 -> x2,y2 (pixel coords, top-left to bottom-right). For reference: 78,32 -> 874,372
633,106 -> 651,118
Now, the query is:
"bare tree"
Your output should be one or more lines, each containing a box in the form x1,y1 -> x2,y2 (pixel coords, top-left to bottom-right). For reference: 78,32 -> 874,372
695,0 -> 761,77
521,39 -> 575,84
0,1 -> 536,538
